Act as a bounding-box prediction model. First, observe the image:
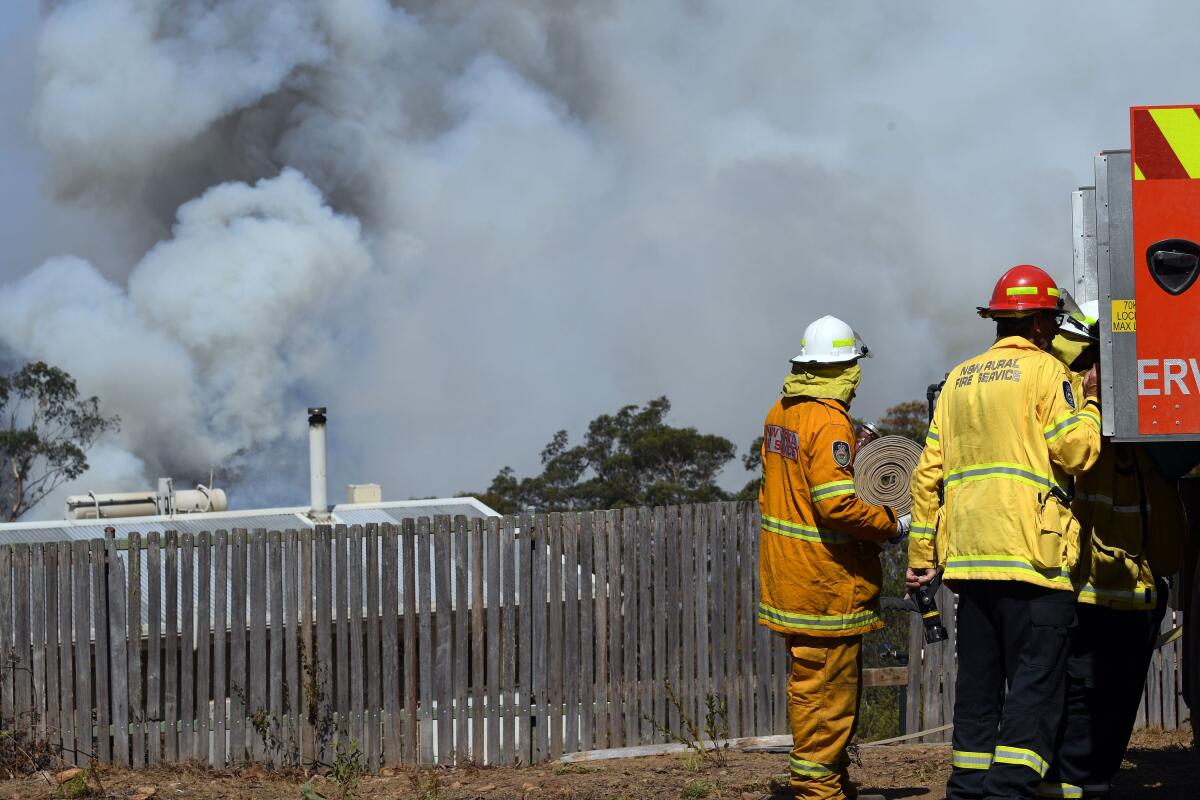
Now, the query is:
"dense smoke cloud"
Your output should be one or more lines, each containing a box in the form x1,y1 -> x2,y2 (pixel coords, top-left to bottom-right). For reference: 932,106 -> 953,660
3,1 -> 1200,516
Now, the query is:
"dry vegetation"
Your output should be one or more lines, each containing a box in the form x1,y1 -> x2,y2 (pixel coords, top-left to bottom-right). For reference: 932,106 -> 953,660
0,728 -> 1191,800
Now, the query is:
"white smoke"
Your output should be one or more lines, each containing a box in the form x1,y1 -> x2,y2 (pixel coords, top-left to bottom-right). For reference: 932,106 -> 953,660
0,169 -> 370,516
7,1 -> 1200,515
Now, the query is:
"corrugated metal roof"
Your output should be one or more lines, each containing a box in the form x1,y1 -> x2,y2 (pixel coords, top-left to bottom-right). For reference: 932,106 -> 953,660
0,497 -> 500,544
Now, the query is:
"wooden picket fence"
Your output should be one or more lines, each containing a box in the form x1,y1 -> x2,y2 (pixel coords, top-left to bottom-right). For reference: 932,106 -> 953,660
902,585 -> 1191,741
0,502 -> 795,769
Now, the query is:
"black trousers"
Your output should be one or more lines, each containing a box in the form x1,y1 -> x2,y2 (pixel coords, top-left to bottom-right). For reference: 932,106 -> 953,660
948,580 -> 1076,800
1048,580 -> 1169,798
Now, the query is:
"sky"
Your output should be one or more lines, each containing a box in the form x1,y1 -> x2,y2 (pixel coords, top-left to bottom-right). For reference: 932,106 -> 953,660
1,1 -> 1196,517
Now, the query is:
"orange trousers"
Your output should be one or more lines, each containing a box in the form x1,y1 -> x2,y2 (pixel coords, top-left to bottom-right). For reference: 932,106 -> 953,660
787,634 -> 863,800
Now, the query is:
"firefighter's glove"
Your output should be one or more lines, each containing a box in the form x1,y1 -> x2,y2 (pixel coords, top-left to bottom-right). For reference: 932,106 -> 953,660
889,513 -> 911,544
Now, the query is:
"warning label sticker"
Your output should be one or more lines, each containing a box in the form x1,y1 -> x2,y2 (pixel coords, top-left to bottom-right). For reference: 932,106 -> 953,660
1112,299 -> 1137,333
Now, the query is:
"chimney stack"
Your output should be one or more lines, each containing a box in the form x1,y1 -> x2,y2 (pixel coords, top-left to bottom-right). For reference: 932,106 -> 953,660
308,407 -> 330,520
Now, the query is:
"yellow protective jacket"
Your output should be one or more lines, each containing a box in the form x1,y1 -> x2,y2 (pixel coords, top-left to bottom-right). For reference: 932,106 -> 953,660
758,396 -> 897,638
1073,440 -> 1185,609
908,337 -> 1102,590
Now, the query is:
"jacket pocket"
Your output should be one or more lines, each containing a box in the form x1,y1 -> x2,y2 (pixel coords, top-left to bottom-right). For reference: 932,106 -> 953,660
1032,493 -> 1080,571
790,643 -> 827,670
1089,536 -> 1141,592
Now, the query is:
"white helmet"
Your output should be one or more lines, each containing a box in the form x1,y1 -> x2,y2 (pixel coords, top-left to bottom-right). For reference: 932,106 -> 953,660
1058,298 -> 1100,341
790,315 -> 871,364
1079,300 -> 1099,326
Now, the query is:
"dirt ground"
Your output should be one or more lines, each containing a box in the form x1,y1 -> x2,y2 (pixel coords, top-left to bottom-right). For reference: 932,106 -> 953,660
1,727 -> 1195,800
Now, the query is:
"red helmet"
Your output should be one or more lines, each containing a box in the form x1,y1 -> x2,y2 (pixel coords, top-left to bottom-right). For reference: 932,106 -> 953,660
977,264 -> 1063,317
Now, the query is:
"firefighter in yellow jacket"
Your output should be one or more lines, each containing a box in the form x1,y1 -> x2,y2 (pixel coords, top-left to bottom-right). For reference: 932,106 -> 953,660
759,315 -> 907,800
907,265 -> 1102,800
1040,303 -> 1184,800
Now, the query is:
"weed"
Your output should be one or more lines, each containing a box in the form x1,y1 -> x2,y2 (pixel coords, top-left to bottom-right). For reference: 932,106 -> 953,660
55,760 -> 104,799
644,681 -> 730,768
680,751 -> 703,772
244,643 -> 348,774
555,762 -> 599,775
404,767 -> 442,800
682,779 -> 713,798
330,738 -> 363,800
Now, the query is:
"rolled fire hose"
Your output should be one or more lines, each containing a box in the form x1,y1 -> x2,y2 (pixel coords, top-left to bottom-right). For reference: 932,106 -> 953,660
853,435 -> 924,517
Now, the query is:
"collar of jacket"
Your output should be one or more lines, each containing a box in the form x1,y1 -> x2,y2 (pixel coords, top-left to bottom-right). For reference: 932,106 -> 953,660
1049,332 -> 1090,368
781,363 -> 862,403
990,335 -> 1044,353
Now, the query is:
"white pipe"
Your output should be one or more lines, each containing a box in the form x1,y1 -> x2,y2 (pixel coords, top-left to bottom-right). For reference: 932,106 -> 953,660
308,407 -> 330,520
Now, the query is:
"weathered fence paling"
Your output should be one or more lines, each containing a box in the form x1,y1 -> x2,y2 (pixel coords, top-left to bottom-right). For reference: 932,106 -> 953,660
0,503 -> 1186,771
902,585 -> 1188,742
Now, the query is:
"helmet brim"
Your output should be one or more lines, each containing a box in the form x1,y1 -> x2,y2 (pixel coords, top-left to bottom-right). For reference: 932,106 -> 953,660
790,353 -> 869,364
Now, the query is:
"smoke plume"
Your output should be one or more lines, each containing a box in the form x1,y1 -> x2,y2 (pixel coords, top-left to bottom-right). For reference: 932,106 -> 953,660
4,1 -> 1200,516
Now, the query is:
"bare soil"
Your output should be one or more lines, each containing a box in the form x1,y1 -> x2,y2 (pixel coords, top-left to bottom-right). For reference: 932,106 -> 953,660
1,727 -> 1194,800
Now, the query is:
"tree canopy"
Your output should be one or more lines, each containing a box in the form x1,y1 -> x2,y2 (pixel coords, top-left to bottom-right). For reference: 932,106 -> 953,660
477,397 -> 737,514
0,362 -> 120,520
877,400 -> 927,443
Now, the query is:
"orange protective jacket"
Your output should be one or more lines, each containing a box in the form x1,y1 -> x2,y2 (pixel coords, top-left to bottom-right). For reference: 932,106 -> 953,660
758,397 -> 897,638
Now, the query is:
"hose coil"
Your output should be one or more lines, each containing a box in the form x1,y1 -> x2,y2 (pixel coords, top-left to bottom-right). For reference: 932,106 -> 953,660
853,435 -> 924,516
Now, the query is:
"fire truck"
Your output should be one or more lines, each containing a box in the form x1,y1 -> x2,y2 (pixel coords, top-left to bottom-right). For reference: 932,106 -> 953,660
1068,105 -> 1200,724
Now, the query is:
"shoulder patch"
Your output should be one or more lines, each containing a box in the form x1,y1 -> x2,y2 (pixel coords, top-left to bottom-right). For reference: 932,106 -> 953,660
764,424 -> 799,462
832,440 -> 851,467
1062,380 -> 1076,410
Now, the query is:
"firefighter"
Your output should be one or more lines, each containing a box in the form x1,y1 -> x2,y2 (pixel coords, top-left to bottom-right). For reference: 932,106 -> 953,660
907,265 -> 1102,800
856,422 -> 881,450
758,314 -> 907,800
1039,304 -> 1184,800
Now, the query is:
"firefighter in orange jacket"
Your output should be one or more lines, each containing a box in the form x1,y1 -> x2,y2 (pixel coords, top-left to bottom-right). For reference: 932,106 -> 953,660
758,315 -> 907,800
908,265 -> 1102,800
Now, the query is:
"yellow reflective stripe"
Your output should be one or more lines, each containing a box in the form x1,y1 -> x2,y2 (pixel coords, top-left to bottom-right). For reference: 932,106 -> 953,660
1078,583 -> 1156,609
789,756 -> 835,777
945,462 -> 1057,492
1047,286 -> 1061,297
1076,492 -> 1148,514
1046,412 -> 1094,443
909,522 -> 934,541
1037,782 -> 1083,799
994,745 -> 1049,776
945,555 -> 1071,584
759,602 -> 881,633
925,427 -> 940,443
811,479 -> 856,492
951,750 -> 992,770
1149,106 -> 1200,178
811,479 -> 857,502
1007,286 -> 1040,295
1078,409 -> 1100,431
761,515 -> 851,545
830,338 -> 855,347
